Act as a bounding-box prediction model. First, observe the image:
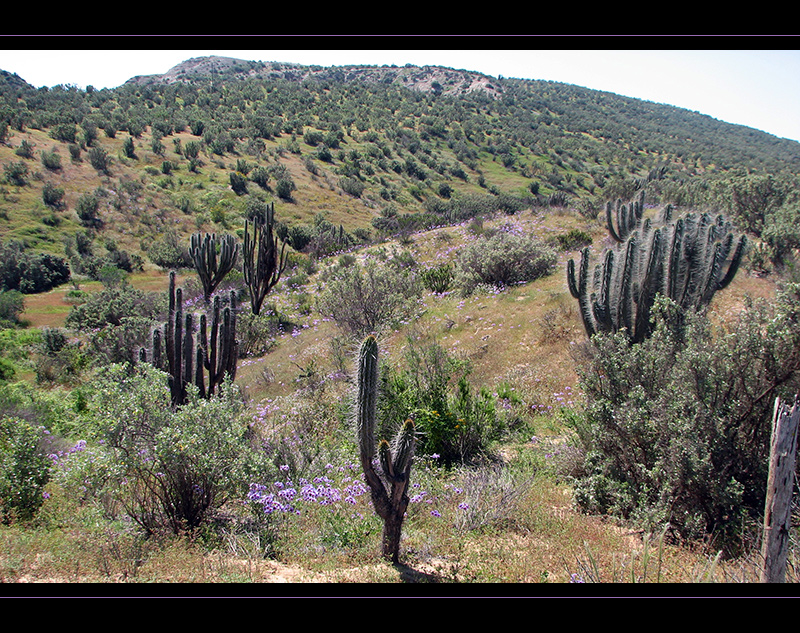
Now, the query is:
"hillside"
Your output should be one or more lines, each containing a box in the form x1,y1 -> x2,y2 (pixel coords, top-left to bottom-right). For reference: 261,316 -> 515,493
1,56 -> 800,587
1,55 -> 798,271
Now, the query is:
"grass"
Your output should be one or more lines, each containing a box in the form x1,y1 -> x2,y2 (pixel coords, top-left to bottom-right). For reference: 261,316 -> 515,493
2,204 -> 795,590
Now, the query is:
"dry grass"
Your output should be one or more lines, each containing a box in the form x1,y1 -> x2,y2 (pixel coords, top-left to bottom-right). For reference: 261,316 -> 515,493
3,204 -> 792,590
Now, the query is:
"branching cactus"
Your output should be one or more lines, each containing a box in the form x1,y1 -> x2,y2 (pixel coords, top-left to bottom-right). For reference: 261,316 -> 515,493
141,270 -> 238,406
568,203 -> 747,343
242,201 -> 287,315
189,232 -> 239,303
355,335 -> 416,564
606,189 -> 646,243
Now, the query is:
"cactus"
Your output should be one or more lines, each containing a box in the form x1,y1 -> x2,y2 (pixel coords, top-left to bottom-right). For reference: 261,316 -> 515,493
242,201 -> 288,315
143,270 -> 238,406
355,335 -> 416,564
568,203 -> 747,343
189,232 -> 239,304
606,189 -> 646,243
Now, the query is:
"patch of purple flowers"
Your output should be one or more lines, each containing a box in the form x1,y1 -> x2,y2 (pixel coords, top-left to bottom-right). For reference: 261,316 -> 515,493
248,463 -> 369,516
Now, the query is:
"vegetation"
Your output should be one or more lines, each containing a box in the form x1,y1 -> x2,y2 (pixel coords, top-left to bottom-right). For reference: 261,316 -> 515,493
1,58 -> 799,586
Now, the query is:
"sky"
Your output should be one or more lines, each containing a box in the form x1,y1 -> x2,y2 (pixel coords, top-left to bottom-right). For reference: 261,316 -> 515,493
1,39 -> 799,144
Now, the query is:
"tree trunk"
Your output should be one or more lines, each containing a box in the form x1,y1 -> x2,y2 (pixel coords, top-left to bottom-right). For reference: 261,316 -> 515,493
382,513 -> 404,564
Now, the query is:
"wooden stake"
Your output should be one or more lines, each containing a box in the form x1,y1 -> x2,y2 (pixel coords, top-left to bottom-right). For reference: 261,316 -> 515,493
760,395 -> 800,583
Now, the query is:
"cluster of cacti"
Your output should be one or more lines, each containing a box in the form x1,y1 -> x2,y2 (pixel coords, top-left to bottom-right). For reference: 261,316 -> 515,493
141,271 -> 238,406
606,189 -> 645,243
355,335 -> 416,564
189,232 -> 239,303
242,201 -> 288,315
568,193 -> 747,343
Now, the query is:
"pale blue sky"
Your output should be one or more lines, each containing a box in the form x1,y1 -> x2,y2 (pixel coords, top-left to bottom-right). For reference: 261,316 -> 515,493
1,46 -> 799,144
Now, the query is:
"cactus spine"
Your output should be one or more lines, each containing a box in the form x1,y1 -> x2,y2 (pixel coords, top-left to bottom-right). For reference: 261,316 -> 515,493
568,198 -> 747,343
143,270 -> 238,406
356,335 -> 416,564
189,232 -> 239,304
242,201 -> 288,315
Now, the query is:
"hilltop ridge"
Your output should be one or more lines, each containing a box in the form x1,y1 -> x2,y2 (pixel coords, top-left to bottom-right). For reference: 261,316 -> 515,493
124,55 -> 506,97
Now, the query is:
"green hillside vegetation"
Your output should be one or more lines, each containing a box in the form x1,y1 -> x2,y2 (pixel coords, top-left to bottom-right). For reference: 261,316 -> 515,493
1,58 -> 800,586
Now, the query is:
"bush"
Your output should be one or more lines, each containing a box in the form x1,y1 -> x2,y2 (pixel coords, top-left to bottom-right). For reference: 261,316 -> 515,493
455,227 -> 557,295
0,416 -> 53,524
4,161 -> 28,186
420,263 -> 454,294
146,232 -> 190,270
570,288 -> 800,553
0,290 -> 24,325
378,341 -> 503,466
42,182 -> 65,208
0,241 -> 71,294
552,228 -> 592,251
88,147 -> 110,174
40,149 -> 62,171
317,259 -> 422,336
81,364 -> 257,535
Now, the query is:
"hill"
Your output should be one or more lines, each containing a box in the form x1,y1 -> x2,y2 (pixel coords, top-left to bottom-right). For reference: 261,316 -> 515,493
1,55 -> 798,274
2,56 -> 800,585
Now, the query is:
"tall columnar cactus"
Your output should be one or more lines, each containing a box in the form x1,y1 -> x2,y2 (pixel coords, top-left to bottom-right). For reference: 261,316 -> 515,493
606,189 -> 646,243
568,205 -> 747,343
141,270 -> 238,406
356,335 -> 416,564
242,201 -> 288,315
189,232 -> 239,303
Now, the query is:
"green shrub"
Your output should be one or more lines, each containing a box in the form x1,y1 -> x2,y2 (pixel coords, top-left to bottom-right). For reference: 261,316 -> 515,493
0,241 -> 71,294
4,161 -> 28,186
553,228 -> 592,251
420,263 -> 454,294
0,290 -> 24,325
0,416 -> 53,524
378,341 -> 502,466
81,363 -> 257,535
570,287 -> 800,553
42,182 -> 65,208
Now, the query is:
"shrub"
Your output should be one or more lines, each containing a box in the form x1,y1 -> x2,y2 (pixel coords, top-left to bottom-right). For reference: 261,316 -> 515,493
317,259 -> 422,336
339,176 -> 365,198
0,416 -> 53,524
570,288 -> 800,553
420,263 -> 454,294
15,139 -> 35,159
229,171 -> 248,195
275,177 -> 296,201
42,182 -> 65,208
378,340 -> 503,466
65,282 -> 163,332
0,241 -> 70,294
553,228 -> 592,251
88,147 -> 110,174
82,364 -> 256,535
0,290 -> 24,326
146,232 -> 190,270
4,161 -> 28,186
455,227 -> 557,295
40,149 -> 62,171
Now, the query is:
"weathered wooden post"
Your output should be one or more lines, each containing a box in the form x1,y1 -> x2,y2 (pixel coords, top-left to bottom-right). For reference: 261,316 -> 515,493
760,395 -> 800,583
